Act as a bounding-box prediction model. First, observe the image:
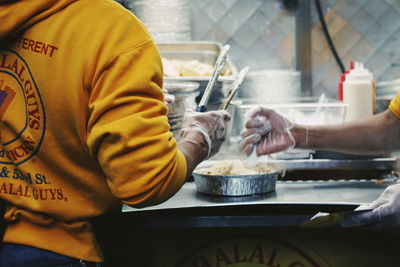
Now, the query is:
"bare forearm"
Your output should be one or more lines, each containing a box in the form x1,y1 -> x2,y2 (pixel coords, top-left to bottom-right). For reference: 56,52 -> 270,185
291,110 -> 400,155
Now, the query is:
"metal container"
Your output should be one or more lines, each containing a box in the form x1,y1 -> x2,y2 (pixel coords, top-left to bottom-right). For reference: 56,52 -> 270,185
164,81 -> 200,138
238,69 -> 301,101
158,42 -> 238,110
376,78 -> 400,96
130,0 -> 191,42
192,160 -> 284,196
375,79 -> 400,113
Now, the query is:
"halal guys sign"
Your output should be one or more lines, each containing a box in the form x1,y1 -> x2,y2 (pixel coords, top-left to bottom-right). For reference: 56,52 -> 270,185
0,49 -> 45,165
170,234 -> 330,267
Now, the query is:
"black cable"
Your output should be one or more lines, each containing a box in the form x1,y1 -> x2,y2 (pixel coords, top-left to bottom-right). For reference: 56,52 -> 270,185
314,0 -> 345,73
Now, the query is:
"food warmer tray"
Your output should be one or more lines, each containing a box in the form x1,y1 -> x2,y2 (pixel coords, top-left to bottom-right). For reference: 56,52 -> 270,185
266,157 -> 398,181
157,41 -> 238,109
197,157 -> 398,181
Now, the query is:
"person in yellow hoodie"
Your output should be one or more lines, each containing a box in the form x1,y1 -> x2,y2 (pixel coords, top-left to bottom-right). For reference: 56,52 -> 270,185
0,0 -> 231,266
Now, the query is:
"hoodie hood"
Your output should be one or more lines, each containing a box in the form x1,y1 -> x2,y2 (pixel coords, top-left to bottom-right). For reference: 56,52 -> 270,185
0,0 -> 77,42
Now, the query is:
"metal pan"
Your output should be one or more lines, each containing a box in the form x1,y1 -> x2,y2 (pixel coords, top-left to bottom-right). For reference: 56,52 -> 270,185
192,160 -> 285,196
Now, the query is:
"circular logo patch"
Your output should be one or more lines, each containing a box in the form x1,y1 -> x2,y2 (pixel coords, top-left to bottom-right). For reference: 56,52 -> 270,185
171,234 -> 331,267
0,49 -> 46,165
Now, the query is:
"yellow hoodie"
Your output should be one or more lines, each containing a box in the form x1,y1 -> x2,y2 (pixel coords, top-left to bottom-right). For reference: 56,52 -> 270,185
0,0 -> 187,262
389,92 -> 400,118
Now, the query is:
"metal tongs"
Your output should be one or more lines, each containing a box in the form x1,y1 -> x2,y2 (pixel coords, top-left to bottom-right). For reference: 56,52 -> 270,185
196,44 -> 230,112
219,66 -> 250,110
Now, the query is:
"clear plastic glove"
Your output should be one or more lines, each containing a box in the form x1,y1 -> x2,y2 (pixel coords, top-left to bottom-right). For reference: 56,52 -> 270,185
180,110 -> 231,158
240,107 -> 295,156
162,89 -> 175,105
341,183 -> 400,232
164,93 -> 175,104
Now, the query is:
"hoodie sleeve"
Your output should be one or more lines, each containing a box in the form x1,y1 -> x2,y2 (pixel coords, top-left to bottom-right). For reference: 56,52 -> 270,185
389,92 -> 400,119
86,40 -> 187,208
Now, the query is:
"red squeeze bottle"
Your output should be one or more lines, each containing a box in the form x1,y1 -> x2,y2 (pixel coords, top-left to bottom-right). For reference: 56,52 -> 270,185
338,61 -> 354,101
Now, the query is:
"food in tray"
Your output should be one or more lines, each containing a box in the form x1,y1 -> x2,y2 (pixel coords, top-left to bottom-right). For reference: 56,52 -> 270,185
199,159 -> 275,176
162,58 -> 232,77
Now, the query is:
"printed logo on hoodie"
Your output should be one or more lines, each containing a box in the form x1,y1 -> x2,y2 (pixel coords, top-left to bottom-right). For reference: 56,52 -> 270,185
0,49 -> 46,165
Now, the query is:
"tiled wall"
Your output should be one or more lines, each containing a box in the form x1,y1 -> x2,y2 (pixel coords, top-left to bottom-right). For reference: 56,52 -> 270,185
127,0 -> 400,99
189,0 -> 400,98
310,0 -> 400,98
190,0 -> 295,72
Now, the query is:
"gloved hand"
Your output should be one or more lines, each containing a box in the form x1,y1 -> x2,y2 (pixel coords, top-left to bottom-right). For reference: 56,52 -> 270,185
240,107 -> 295,156
164,93 -> 175,104
341,183 -> 400,232
180,110 -> 231,158
162,89 -> 175,105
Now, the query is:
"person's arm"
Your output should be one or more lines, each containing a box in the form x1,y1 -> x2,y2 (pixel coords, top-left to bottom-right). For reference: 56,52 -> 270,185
341,182 -> 400,232
178,110 -> 231,177
292,109 -> 400,155
178,132 -> 208,177
241,108 -> 400,156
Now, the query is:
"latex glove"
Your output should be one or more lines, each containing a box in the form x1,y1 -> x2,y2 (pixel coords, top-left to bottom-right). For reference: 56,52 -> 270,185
162,89 -> 175,104
341,183 -> 400,232
240,107 -> 295,156
164,93 -> 175,104
180,110 -> 231,158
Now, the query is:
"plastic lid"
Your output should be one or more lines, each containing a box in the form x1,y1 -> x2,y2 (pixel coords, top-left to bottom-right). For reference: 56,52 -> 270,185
349,60 -> 354,70
345,62 -> 373,82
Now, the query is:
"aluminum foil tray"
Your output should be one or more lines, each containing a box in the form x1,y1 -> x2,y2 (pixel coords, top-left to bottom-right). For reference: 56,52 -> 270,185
192,163 -> 284,196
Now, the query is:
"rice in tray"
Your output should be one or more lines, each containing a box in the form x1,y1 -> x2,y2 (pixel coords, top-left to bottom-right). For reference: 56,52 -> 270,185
200,159 -> 275,176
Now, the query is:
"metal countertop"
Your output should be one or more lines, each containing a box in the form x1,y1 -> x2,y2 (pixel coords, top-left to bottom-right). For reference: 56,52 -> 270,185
123,179 -> 397,213
122,179 -> 398,228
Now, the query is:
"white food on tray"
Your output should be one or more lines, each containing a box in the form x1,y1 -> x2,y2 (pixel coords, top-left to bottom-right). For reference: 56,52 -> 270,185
197,159 -> 275,176
162,58 -> 232,77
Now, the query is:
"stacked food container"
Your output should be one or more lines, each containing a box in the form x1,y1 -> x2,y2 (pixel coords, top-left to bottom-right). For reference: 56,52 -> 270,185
158,41 -> 238,137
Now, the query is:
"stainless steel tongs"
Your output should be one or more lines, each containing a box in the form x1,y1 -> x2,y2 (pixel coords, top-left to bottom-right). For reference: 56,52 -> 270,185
196,44 -> 230,112
219,66 -> 250,110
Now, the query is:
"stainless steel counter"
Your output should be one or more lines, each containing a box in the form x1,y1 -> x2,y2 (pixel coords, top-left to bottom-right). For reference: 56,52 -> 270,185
120,180 -> 400,267
123,180 -> 396,212
122,179 -> 397,228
